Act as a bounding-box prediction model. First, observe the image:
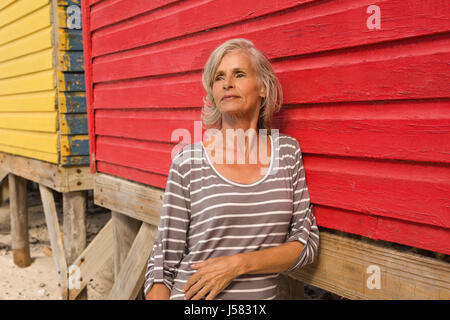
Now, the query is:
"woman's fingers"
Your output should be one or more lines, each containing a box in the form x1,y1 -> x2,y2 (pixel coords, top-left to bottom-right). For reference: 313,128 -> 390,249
184,271 -> 202,293
190,283 -> 213,300
184,276 -> 204,300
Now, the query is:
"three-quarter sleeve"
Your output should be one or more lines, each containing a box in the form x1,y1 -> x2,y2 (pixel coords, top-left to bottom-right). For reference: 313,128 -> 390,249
285,141 -> 319,272
144,153 -> 191,297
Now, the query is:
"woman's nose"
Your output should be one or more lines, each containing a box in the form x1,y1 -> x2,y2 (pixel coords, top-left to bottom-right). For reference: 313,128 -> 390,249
222,76 -> 234,89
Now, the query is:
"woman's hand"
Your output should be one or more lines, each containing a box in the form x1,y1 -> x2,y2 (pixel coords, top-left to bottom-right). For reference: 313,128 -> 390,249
184,255 -> 243,300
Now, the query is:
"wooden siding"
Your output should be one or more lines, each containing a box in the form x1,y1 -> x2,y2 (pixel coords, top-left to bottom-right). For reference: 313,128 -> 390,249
82,0 -> 450,254
56,0 -> 89,165
0,0 -> 88,166
0,0 -> 57,163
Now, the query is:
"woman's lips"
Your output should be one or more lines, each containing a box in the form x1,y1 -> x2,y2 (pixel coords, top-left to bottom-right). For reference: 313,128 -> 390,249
222,95 -> 239,101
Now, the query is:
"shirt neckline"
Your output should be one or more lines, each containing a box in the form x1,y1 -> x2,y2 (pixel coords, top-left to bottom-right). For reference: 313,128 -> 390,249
201,134 -> 274,188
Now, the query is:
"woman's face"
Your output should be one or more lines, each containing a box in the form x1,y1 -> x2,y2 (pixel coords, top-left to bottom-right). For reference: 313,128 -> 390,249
212,50 -> 265,120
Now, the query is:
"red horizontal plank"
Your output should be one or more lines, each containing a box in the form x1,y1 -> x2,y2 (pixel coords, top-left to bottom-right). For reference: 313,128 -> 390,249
93,36 -> 450,104
97,160 -> 167,190
96,135 -> 183,176
91,0 -> 312,57
91,0 -> 179,31
95,109 -> 202,144
92,0 -> 450,79
91,0 -> 450,60
94,100 -> 450,163
93,72 -> 203,109
275,100 -> 450,163
315,205 -> 450,255
304,155 -> 450,229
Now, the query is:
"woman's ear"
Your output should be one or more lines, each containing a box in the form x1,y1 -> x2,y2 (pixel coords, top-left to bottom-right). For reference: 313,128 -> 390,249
259,84 -> 266,99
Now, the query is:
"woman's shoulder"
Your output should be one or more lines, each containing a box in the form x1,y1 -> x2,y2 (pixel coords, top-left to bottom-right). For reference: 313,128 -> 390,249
171,141 -> 203,171
274,132 -> 302,154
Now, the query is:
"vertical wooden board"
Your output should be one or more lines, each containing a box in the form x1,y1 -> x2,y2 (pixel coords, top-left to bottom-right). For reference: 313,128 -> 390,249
58,29 -> 83,51
39,184 -> 68,300
59,114 -> 88,134
58,92 -> 87,113
60,134 -> 89,156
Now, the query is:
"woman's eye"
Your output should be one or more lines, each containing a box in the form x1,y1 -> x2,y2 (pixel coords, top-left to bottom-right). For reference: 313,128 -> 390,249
215,76 -> 224,81
236,73 -> 245,77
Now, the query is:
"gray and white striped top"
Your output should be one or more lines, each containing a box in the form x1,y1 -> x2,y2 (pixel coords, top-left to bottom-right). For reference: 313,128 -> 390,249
144,133 -> 319,300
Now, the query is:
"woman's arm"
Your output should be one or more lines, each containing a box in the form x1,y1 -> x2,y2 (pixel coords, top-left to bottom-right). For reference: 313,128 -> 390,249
235,241 -> 304,275
146,283 -> 171,300
183,241 -> 304,300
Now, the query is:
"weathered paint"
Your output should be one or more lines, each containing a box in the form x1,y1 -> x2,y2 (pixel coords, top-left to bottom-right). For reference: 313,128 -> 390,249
61,155 -> 90,165
60,134 -> 89,156
82,0 -> 450,254
60,114 -> 88,135
58,92 -> 87,113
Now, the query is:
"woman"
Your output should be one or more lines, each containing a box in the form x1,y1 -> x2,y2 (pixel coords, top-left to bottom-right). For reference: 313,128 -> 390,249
145,38 -> 319,300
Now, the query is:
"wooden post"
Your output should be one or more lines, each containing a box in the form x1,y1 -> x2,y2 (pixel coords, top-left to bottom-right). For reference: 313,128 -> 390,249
63,191 -> 87,265
8,174 -> 31,268
109,222 -> 157,300
112,211 -> 142,278
39,184 -> 68,300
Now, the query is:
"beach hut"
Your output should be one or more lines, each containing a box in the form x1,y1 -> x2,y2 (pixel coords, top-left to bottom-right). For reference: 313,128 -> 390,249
0,0 -> 91,299
80,0 -> 449,299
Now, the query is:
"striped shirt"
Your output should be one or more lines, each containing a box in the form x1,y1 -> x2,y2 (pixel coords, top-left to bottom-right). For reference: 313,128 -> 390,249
144,132 -> 319,300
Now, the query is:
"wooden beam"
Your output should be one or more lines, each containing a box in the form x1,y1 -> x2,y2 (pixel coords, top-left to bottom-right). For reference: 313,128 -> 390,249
39,184 -> 68,300
63,190 -> 87,265
288,230 -> 450,300
94,173 -> 163,226
112,211 -> 141,279
68,219 -> 114,300
0,151 -> 93,192
8,174 -> 30,267
109,222 -> 157,300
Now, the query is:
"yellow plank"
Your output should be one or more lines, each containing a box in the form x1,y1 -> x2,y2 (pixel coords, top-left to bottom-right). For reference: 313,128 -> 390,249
0,143 -> 58,164
0,0 -> 49,28
0,90 -> 56,112
0,0 -> 16,12
0,27 -> 52,63
0,4 -> 51,46
0,69 -> 54,95
0,111 -> 57,132
0,128 -> 57,154
0,48 -> 53,79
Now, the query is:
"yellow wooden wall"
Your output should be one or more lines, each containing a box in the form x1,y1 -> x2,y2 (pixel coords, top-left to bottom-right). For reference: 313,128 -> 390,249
0,0 -> 88,166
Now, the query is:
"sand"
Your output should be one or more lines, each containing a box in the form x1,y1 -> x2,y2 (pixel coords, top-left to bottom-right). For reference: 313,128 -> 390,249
0,190 -> 113,300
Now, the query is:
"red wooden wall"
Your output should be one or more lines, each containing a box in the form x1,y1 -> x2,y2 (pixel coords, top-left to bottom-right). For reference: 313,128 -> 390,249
81,0 -> 450,255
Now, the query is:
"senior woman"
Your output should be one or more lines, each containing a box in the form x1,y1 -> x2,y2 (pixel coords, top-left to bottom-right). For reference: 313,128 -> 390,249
145,38 -> 319,300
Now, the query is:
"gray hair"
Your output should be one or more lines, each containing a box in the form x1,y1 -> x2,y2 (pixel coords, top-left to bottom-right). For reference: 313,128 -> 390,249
201,38 -> 283,135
